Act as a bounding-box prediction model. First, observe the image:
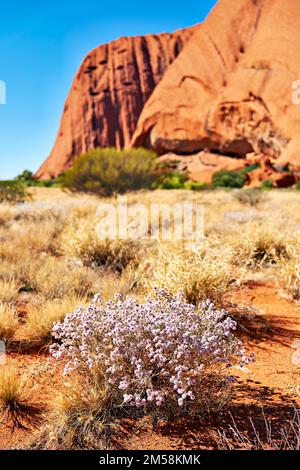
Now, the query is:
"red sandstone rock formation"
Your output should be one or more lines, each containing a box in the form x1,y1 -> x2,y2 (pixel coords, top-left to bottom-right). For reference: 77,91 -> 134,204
132,0 -> 300,174
37,0 -> 300,183
36,27 -> 197,179
158,151 -> 247,184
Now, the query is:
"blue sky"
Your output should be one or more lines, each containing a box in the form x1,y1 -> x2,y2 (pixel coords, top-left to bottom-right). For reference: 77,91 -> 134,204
0,0 -> 217,179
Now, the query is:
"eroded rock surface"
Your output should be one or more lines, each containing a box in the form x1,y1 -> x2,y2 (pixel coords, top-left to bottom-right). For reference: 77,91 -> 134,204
36,26 -> 197,178
132,0 -> 300,174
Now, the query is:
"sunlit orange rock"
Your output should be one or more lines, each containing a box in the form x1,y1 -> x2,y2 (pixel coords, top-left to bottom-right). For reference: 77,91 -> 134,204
36,26 -> 197,178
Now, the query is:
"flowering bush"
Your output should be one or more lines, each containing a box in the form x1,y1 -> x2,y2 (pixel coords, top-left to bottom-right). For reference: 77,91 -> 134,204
51,289 -> 251,418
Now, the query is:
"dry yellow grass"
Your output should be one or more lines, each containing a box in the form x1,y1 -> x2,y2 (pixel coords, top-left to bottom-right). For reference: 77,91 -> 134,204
0,367 -> 27,417
38,381 -> 109,449
0,303 -> 19,341
0,279 -> 20,304
0,187 -> 299,348
19,296 -> 88,347
1,187 -> 300,447
60,217 -> 145,272
230,223 -> 298,268
139,242 -> 233,306
281,258 -> 300,301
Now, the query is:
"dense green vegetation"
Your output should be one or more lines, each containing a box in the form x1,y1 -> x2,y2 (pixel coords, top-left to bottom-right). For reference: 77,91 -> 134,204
212,165 -> 260,189
5,154 -> 300,202
212,170 -> 247,189
15,170 -> 57,187
0,170 -> 58,204
60,148 -> 158,197
60,148 -> 208,195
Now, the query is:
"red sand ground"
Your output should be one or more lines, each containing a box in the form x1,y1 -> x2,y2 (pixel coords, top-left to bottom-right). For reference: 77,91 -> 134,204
1,283 -> 299,450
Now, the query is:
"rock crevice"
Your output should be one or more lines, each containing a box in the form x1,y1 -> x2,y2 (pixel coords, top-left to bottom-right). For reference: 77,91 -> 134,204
36,26 -> 197,179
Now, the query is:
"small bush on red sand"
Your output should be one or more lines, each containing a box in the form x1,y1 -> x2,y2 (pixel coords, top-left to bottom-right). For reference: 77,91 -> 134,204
42,289 -> 253,448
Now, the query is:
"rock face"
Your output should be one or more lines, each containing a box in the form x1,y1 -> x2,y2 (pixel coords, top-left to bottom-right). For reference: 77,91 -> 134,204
36,27 -> 197,178
38,0 -> 300,182
132,0 -> 300,173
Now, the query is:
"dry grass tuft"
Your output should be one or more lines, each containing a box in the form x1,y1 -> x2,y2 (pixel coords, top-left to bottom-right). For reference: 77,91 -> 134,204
19,296 -> 87,348
139,243 -> 233,306
0,367 -> 39,428
217,407 -> 300,450
281,258 -> 300,301
231,223 -> 296,268
0,279 -> 20,304
0,303 -> 19,341
35,382 -> 113,449
60,218 -> 145,272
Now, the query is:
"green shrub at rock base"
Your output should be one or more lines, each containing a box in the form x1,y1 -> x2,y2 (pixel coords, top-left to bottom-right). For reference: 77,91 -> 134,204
15,170 -> 58,188
212,170 -> 247,189
154,172 -> 188,190
183,180 -> 207,191
0,181 -> 31,204
60,148 -> 158,196
261,180 -> 273,190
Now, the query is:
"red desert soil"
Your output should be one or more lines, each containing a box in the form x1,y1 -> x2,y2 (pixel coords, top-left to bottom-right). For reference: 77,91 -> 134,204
0,283 -> 299,450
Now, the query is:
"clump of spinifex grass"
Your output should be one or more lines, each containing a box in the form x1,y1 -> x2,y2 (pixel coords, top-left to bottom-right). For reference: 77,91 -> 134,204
0,367 -> 40,428
139,244 -> 233,307
59,217 -> 145,272
0,303 -> 19,342
0,279 -> 20,304
19,296 -> 88,349
231,223 -> 297,268
36,385 -> 112,450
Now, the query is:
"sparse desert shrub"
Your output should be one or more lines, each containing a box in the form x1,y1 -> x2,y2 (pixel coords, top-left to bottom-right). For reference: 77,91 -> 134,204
0,304 -> 19,341
50,289 -> 249,433
60,218 -> 144,271
140,247 -> 232,306
15,170 -> 35,184
153,170 -> 207,191
212,170 -> 247,189
232,224 -> 294,267
261,179 -> 273,190
233,189 -> 265,207
0,180 -> 31,204
154,172 -> 188,190
60,148 -> 158,197
15,170 -> 57,188
183,180 -> 207,191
